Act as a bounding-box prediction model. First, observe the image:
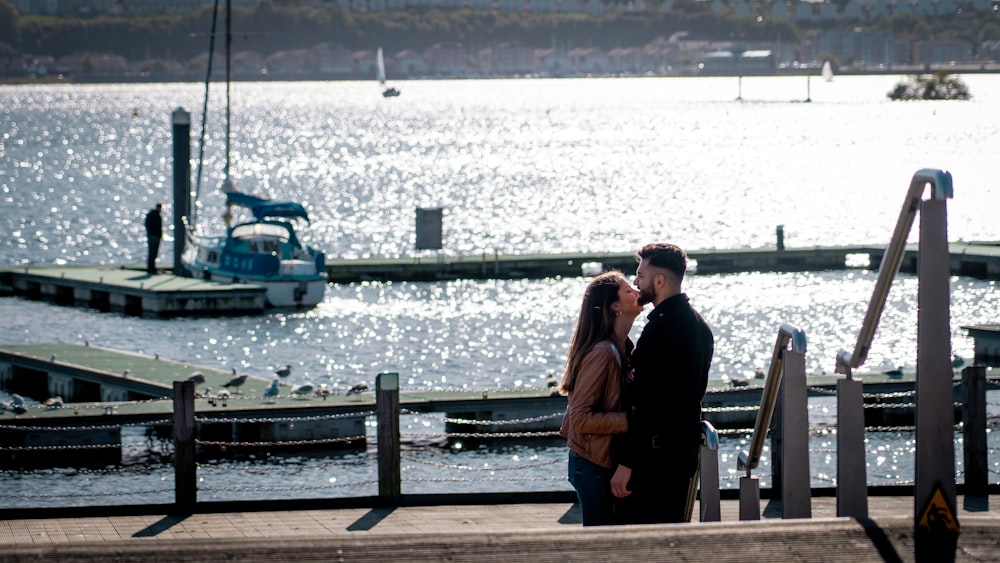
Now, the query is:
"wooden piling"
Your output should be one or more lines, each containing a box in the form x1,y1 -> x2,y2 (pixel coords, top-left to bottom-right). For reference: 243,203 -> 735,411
963,366 -> 988,498
173,380 -> 197,511
377,372 -> 401,500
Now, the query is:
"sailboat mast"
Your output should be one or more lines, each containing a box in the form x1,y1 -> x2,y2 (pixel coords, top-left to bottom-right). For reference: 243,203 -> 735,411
225,0 -> 232,181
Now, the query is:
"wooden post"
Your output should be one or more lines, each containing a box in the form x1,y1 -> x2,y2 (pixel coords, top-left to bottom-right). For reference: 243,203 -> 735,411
962,366 -> 987,498
377,372 -> 401,500
173,380 -> 196,510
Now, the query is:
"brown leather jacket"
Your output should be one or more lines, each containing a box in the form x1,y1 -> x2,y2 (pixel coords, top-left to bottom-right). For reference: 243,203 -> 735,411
560,340 -> 629,469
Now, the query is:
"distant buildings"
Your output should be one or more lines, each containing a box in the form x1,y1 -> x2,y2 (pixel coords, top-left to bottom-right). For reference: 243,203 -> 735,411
4,0 -> 995,79
12,0 -> 996,18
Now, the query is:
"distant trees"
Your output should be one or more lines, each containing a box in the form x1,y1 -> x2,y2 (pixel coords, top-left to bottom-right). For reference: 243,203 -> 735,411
0,0 -> 19,54
4,2 -> 997,64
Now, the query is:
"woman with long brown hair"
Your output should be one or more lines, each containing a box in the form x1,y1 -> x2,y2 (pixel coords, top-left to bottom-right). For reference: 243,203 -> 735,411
558,270 -> 642,526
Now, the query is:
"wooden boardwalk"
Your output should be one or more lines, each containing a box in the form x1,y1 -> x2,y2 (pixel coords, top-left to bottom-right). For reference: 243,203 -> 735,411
1,496 -> 998,561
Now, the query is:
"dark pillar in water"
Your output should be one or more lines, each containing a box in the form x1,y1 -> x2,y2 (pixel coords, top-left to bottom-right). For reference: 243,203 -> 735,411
776,225 -> 785,251
172,108 -> 191,277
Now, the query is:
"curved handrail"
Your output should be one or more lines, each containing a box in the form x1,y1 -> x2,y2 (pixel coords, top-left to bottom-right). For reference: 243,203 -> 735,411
835,168 -> 953,377
737,323 -> 807,473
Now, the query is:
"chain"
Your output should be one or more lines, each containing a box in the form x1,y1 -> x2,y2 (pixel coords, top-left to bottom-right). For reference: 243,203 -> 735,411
0,443 -> 121,452
406,430 -> 561,439
197,458 -> 372,473
441,412 -> 565,425
403,476 -> 566,483
403,456 -> 564,472
195,434 -> 365,447
194,411 -> 374,424
0,464 -> 170,476
200,481 -> 378,493
0,488 -> 172,500
0,418 -> 172,432
703,405 -> 759,413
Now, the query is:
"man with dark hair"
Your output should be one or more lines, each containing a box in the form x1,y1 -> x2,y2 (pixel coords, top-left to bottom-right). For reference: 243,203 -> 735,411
145,203 -> 163,274
611,242 -> 714,524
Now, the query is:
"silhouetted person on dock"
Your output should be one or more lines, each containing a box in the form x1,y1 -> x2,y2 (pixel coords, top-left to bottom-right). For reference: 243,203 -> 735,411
145,202 -> 163,274
558,271 -> 642,526
611,243 -> 714,524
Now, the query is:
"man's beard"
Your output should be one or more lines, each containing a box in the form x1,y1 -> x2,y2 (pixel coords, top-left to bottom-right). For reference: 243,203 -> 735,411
637,285 -> 655,306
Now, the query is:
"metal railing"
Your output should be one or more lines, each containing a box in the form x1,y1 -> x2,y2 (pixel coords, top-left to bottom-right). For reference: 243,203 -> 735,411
736,323 -> 808,520
832,168 -> 956,522
685,420 -> 720,522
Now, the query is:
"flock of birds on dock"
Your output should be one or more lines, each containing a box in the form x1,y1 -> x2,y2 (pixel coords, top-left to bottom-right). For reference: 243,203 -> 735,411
185,364 -> 370,406
1,361 -> 373,416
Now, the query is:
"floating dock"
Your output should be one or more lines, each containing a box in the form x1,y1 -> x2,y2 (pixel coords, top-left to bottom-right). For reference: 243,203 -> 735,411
0,265 -> 265,317
2,243 -> 998,317
324,242 -> 1000,282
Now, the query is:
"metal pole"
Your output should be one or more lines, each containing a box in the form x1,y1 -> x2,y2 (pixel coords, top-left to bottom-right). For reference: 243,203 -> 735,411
837,377 -> 867,518
173,380 -> 196,511
698,421 -> 721,522
171,108 -> 191,276
914,197 -> 958,558
781,348 -> 810,519
376,372 -> 401,500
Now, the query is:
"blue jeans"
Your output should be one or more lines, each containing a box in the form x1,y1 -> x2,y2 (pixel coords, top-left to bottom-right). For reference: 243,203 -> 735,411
568,451 -> 616,526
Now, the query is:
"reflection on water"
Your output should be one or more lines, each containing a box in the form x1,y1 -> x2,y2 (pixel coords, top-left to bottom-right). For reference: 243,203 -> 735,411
2,76 -> 998,504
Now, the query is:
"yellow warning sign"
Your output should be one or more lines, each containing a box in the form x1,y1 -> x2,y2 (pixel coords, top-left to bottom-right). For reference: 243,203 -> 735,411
916,483 -> 960,534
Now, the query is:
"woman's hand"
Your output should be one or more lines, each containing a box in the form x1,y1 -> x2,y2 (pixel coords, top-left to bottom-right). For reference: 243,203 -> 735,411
611,464 -> 632,498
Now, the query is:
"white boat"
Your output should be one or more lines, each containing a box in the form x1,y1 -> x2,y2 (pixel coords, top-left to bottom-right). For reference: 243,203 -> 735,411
182,190 -> 327,308
377,47 -> 400,98
180,0 -> 327,309
822,60 -> 834,82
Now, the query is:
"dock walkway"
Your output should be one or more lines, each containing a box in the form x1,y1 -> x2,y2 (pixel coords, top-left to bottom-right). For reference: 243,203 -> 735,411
3,242 -> 999,318
1,496 -> 999,561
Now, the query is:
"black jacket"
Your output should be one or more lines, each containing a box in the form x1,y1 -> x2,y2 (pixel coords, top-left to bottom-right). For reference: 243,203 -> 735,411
145,208 -> 162,238
618,293 -> 714,471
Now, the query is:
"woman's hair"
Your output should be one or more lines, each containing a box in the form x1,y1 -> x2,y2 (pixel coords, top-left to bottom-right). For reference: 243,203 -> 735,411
558,271 -> 625,395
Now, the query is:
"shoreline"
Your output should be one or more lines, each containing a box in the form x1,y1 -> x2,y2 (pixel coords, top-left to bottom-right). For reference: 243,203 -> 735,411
3,64 -> 1000,85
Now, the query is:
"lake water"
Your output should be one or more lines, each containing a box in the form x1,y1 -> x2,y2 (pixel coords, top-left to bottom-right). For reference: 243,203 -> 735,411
1,75 -> 999,507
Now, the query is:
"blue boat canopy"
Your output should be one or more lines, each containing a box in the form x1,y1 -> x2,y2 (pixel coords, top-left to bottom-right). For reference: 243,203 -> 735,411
226,191 -> 310,222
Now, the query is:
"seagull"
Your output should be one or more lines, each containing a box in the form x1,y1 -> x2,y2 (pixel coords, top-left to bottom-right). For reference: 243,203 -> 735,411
546,375 -> 561,396
187,371 -> 206,385
727,374 -> 749,388
314,384 -> 332,400
754,367 -> 766,379
347,382 -> 369,395
884,366 -> 904,378
222,373 -> 249,392
43,396 -> 64,409
122,369 -> 131,378
953,355 -> 966,369
275,365 -> 292,379
291,383 -> 314,397
9,394 -> 27,415
263,378 -> 280,402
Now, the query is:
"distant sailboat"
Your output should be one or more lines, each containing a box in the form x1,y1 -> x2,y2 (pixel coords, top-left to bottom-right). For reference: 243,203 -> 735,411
822,60 -> 834,82
377,47 -> 400,98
